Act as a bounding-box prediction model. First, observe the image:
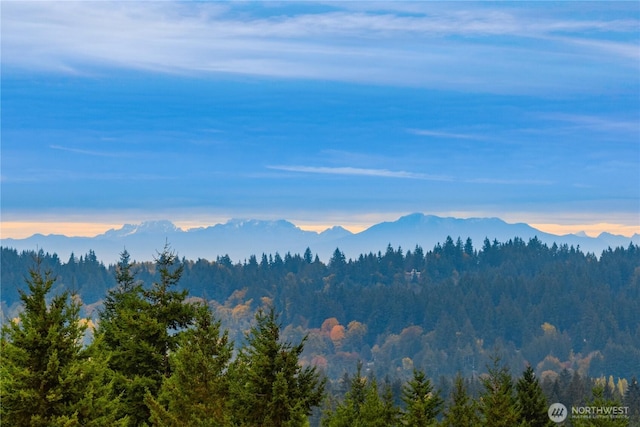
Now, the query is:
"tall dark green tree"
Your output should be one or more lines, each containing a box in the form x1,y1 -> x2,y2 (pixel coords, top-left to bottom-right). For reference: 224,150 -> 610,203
145,302 -> 233,427
322,363 -> 400,427
573,384 -> 629,427
441,374 -> 480,427
229,307 -> 326,427
96,245 -> 195,426
401,369 -> 443,427
516,365 -> 553,427
479,357 -> 521,427
0,263 -> 125,426
624,376 -> 640,426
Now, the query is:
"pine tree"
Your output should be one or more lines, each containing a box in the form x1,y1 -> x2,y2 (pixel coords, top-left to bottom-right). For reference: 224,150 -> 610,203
573,384 -> 629,427
381,380 -> 402,427
625,376 -> 640,426
322,364 -> 400,427
0,262 -> 125,426
96,245 -> 195,426
358,378 -> 391,427
145,302 -> 233,427
229,306 -> 326,427
516,365 -> 553,427
479,357 -> 521,427
322,363 -> 367,427
401,369 -> 443,426
441,374 -> 480,427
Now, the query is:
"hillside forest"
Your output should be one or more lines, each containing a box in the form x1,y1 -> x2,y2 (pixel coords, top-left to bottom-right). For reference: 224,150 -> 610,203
1,236 -> 639,426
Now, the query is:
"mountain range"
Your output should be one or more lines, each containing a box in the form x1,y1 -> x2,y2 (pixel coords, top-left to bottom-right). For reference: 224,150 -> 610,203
2,213 -> 638,265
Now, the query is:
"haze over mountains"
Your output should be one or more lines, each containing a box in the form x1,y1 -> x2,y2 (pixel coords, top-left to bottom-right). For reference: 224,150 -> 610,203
2,213 -> 638,265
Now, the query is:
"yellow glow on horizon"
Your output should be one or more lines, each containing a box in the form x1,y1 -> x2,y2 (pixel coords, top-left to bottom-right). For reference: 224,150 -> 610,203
1,222 -> 123,239
530,222 -> 639,238
1,219 -> 638,240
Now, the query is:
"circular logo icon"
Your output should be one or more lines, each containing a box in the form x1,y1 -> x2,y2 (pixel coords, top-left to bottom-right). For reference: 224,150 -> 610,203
548,402 -> 568,423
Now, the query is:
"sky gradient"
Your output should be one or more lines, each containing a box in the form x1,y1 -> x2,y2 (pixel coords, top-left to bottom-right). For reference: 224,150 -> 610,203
1,1 -> 639,238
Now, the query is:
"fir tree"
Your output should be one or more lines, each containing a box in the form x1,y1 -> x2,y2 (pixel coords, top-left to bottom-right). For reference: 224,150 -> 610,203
145,302 -> 233,427
401,369 -> 443,426
96,245 -> 195,426
625,376 -> 640,426
322,364 -> 400,427
0,262 -> 125,426
441,374 -> 480,427
229,306 -> 326,427
479,357 -> 521,427
322,363 -> 367,427
573,384 -> 629,427
516,365 -> 553,427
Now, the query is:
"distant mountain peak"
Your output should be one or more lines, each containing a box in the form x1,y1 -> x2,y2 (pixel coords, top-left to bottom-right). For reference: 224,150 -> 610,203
224,218 -> 298,230
319,226 -> 352,239
102,220 -> 180,238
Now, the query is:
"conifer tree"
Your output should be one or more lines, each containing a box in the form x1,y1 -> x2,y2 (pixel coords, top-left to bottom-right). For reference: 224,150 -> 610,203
229,306 -> 326,427
573,384 -> 629,427
96,245 -> 195,426
0,263 -> 125,426
322,363 -> 367,427
479,357 -> 521,427
322,363 -> 400,427
401,369 -> 443,426
625,376 -> 640,426
441,374 -> 480,427
381,380 -> 402,427
516,365 -> 553,427
145,302 -> 233,427
358,378 -> 392,427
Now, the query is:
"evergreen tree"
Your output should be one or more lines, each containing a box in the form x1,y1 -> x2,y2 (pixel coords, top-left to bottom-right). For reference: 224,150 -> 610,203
144,243 -> 194,377
573,384 -> 629,427
322,363 -> 367,427
229,306 -> 326,427
0,263 -> 125,426
145,302 -> 233,427
401,369 -> 443,426
479,357 -> 521,427
322,363 -> 400,427
516,365 -> 553,427
624,376 -> 640,426
381,380 -> 402,427
96,245 -> 195,426
441,374 -> 480,427
358,378 -> 393,427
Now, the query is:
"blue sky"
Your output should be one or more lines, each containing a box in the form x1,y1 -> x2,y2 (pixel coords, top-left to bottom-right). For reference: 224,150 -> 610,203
1,1 -> 639,237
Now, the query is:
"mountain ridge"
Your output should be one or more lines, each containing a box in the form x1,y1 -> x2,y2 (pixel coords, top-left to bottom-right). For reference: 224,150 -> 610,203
2,213 -> 638,265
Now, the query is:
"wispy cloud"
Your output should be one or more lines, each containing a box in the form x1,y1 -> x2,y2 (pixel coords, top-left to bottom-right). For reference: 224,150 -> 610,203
465,177 -> 553,186
267,165 -> 451,181
268,165 -> 555,186
535,113 -> 640,135
2,2 -> 637,94
407,129 -> 487,140
50,144 -> 128,157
